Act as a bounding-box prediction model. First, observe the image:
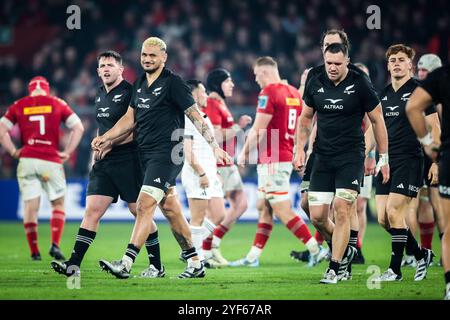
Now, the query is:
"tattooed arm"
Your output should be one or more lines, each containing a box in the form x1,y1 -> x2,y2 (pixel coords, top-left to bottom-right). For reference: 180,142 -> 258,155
185,104 -> 231,165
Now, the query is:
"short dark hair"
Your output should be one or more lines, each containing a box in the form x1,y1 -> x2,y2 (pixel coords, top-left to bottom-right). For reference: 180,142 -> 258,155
186,79 -> 202,91
320,29 -> 350,52
97,50 -> 122,65
324,43 -> 348,57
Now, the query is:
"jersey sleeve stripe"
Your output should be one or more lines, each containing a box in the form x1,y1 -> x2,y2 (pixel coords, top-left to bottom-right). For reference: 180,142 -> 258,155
65,113 -> 81,128
0,117 -> 14,130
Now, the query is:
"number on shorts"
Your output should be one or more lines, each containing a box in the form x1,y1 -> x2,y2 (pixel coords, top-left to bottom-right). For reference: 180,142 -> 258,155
29,115 -> 45,135
288,109 -> 297,130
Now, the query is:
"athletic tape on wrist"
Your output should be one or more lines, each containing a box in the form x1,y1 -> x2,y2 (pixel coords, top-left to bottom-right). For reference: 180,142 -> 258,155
418,132 -> 433,146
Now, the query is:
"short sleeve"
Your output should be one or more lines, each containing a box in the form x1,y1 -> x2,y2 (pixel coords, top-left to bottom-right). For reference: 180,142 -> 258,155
0,101 -> 18,129
55,97 -> 74,121
129,81 -> 138,109
420,68 -> 443,104
359,77 -> 380,112
257,89 -> 275,115
184,115 -> 195,138
170,75 -> 196,112
303,80 -> 315,109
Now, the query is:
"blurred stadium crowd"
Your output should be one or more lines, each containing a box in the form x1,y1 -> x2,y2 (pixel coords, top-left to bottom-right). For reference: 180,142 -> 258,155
0,0 -> 449,178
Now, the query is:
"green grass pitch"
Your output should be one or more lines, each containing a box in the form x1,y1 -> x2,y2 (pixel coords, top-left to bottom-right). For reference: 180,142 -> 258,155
0,221 -> 445,300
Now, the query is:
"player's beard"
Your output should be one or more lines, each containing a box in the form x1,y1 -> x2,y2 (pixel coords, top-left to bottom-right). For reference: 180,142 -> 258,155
143,64 -> 160,75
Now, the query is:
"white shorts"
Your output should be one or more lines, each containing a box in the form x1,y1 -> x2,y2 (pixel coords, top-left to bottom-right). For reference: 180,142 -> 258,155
17,157 -> 66,201
359,175 -> 373,199
257,162 -> 292,203
218,165 -> 244,193
182,166 -> 223,200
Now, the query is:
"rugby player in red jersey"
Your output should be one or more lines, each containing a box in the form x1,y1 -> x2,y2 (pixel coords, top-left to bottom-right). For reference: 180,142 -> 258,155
0,76 -> 84,261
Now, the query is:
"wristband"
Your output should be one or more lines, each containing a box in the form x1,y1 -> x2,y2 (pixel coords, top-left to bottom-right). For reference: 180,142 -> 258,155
418,132 -> 433,146
199,172 -> 206,177
375,153 -> 389,173
367,150 -> 375,159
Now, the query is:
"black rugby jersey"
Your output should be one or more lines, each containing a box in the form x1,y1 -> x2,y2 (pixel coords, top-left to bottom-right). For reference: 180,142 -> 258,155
303,68 -> 379,157
95,80 -> 132,136
420,66 -> 450,151
379,78 -> 436,159
130,68 -> 195,158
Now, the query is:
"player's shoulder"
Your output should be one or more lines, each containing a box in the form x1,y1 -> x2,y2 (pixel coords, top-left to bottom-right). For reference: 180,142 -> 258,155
50,96 -> 70,107
206,96 -> 222,108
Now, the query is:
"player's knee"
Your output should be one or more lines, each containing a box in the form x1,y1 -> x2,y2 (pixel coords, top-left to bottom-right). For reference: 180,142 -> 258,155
136,197 -> 157,216
85,205 -> 105,222
300,195 -> 309,213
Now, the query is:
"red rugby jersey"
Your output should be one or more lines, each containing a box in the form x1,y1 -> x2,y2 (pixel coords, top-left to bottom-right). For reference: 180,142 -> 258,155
256,83 -> 303,164
2,95 -> 76,163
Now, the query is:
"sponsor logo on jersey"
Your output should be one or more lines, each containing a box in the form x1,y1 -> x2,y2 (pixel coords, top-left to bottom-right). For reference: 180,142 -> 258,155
24,106 -> 52,115
28,138 -> 52,146
317,87 -> 325,93
382,96 -> 387,101
325,98 -> 343,104
152,87 -> 163,96
258,95 -> 268,109
285,97 -> 300,106
96,97 -> 101,102
323,98 -> 344,110
386,106 -> 399,111
112,94 -> 123,102
401,92 -> 411,101
344,84 -> 355,95
385,105 -> 400,117
137,88 -> 141,93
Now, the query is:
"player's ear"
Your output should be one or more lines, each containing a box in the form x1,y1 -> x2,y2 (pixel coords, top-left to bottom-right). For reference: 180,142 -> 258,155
97,67 -> 101,77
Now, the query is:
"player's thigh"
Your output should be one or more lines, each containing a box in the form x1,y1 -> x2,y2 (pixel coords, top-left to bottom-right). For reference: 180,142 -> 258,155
34,159 -> 66,201
111,155 -> 142,204
375,194 -> 388,226
141,159 -> 182,205
335,157 -> 364,195
23,197 -> 41,223
16,158 -> 42,201
384,157 -> 424,198
219,165 -> 244,194
85,194 -> 114,219
87,161 -> 120,203
257,162 -> 292,205
438,150 -> 450,200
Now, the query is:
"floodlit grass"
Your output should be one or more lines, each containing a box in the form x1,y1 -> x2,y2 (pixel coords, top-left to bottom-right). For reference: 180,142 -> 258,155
0,221 -> 445,300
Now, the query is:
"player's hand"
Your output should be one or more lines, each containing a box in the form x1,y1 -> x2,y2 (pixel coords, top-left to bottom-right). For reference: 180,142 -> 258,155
375,153 -> 390,184
199,174 -> 209,189
423,143 -> 440,162
91,135 -> 110,151
238,115 -> 252,129
57,151 -> 70,163
214,147 -> 232,166
428,163 -> 439,185
237,151 -> 246,168
11,148 -> 21,159
293,149 -> 306,172
96,141 -> 113,160
364,156 -> 376,175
